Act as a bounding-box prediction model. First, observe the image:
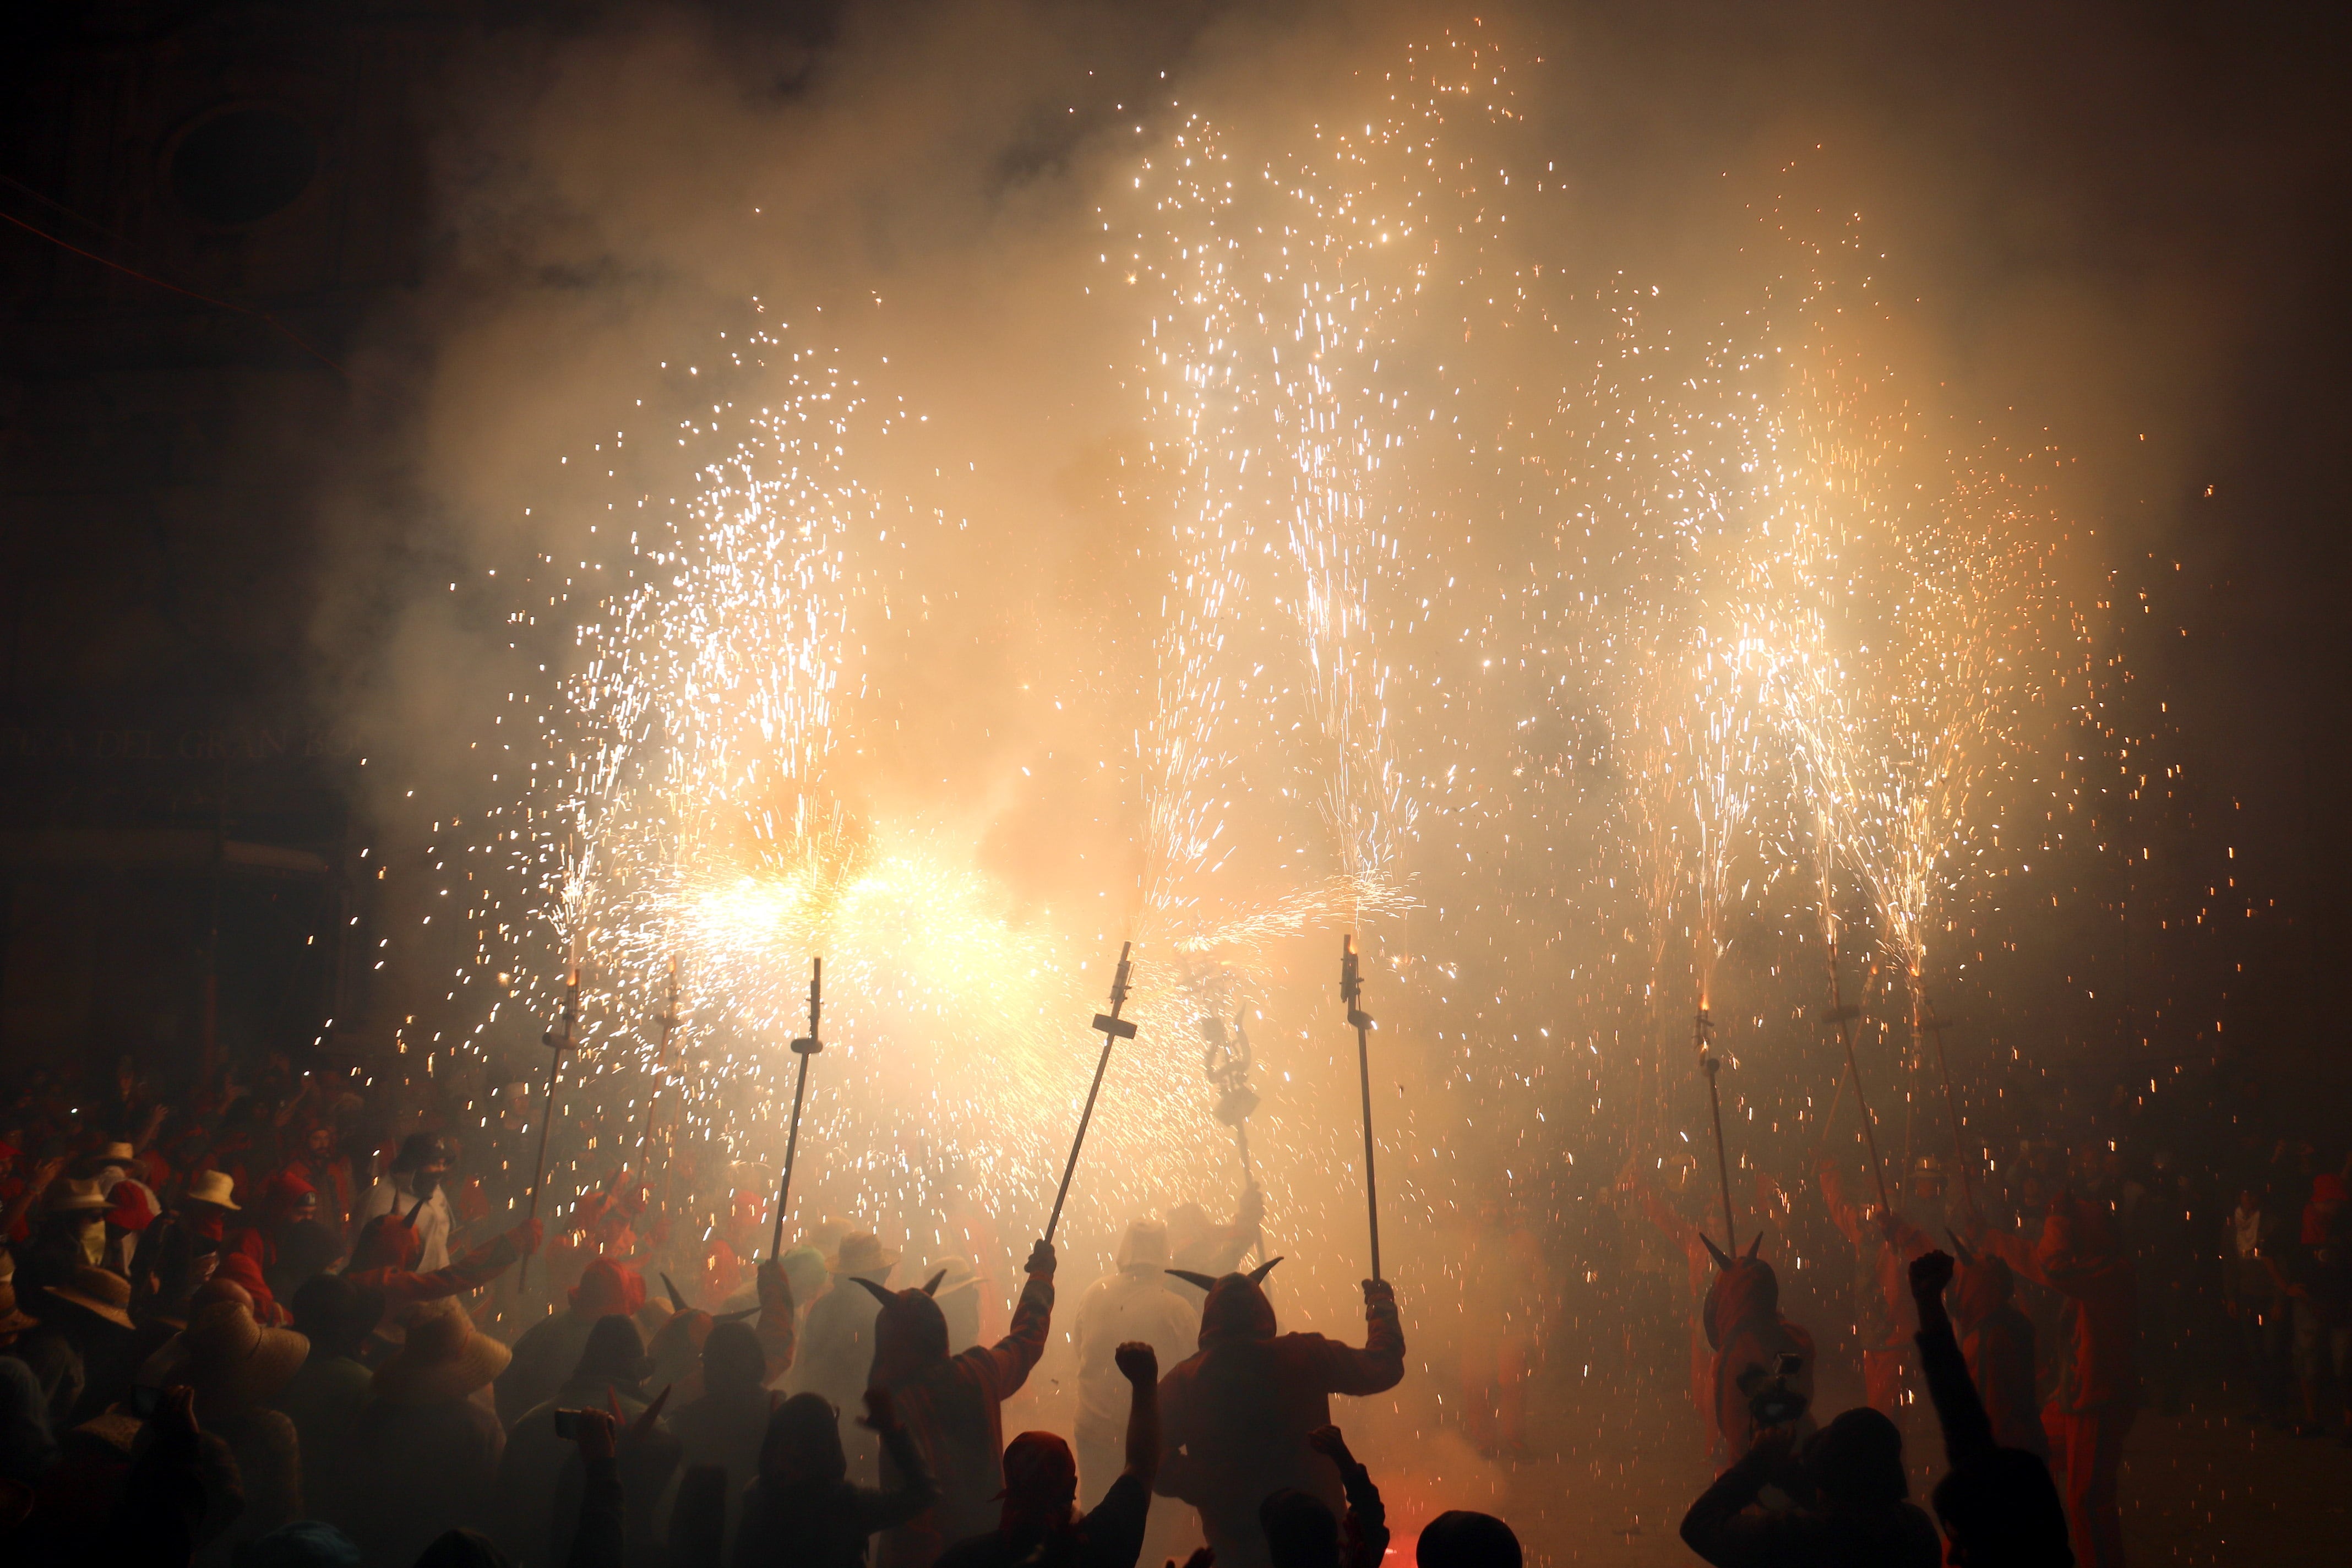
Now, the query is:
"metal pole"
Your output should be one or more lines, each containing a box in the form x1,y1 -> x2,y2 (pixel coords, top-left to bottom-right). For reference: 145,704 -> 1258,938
1342,935 -> 1381,1281
770,957 -> 824,1258
1046,941 -> 1136,1244
1697,1008 -> 1736,1255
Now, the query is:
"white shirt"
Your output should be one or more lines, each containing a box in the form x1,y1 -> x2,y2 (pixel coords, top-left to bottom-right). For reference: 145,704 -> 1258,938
362,1172 -> 453,1271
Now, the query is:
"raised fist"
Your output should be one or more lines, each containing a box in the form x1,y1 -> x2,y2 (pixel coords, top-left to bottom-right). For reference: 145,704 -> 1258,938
1025,1238 -> 1057,1279
1114,1341 -> 1158,1385
1909,1249 -> 1955,1302
1362,1278 -> 1395,1310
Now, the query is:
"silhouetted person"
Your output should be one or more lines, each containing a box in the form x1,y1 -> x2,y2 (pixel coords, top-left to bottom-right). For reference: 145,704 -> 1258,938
865,1239 -> 1058,1568
1703,1237 -> 1816,1458
499,1257 -> 646,1428
668,1320 -> 774,1552
1680,1407 -> 1940,1567
1415,1511 -> 1520,1568
1946,1239 -> 2046,1460
733,1389 -> 938,1568
1977,1193 -> 2137,1568
1910,1251 -> 2073,1567
933,1342 -> 1163,1568
1259,1426 -> 1386,1568
1155,1261 -> 1404,1568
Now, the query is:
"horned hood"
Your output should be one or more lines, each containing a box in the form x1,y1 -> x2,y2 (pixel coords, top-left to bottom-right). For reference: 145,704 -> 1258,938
856,1268 -> 953,1382
1699,1235 -> 1779,1351
1168,1257 -> 1281,1344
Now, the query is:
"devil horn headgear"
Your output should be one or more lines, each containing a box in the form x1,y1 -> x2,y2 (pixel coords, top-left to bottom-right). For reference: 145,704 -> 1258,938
1700,1234 -> 1733,1270
851,1276 -> 898,1307
1164,1269 -> 1219,1292
1745,1232 -> 1763,1260
922,1270 -> 947,1297
1248,1256 -> 1284,1284
661,1272 -> 688,1312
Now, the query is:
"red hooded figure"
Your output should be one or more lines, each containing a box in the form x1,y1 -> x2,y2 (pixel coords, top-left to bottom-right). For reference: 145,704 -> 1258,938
1700,1235 -> 1816,1459
1947,1241 -> 2046,1460
1980,1190 -> 2137,1568
1153,1261 -> 1406,1568
864,1239 -> 1057,1568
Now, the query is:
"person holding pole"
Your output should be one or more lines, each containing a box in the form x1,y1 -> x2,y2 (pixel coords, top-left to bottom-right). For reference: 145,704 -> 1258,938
863,1235 -> 1060,1568
1152,1257 -> 1404,1568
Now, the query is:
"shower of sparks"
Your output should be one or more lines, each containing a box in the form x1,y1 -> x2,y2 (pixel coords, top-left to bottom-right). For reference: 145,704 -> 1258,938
420,26 -> 2121,1277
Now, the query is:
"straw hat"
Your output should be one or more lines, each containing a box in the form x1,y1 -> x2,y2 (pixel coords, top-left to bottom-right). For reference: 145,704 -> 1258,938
827,1232 -> 898,1278
185,1170 -> 240,1210
46,1266 -> 135,1331
373,1299 -> 511,1405
98,1142 -> 135,1166
927,1255 -> 982,1299
46,1178 -> 108,1213
183,1299 -> 309,1407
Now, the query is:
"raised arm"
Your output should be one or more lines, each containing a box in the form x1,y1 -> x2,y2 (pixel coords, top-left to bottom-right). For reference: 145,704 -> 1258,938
967,1239 -> 1057,1401
1115,1342 -> 1161,1491
1305,1279 -> 1406,1396
1908,1251 -> 1995,1467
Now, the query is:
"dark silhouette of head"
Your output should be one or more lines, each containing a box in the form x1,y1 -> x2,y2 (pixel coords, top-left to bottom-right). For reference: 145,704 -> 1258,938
998,1430 -> 1079,1534
702,1320 -> 765,1391
1417,1511 -> 1522,1568
853,1269 -> 952,1381
1933,1449 -> 2074,1566
760,1392 -> 846,1484
1805,1407 -> 1909,1508
572,1314 -> 651,1390
1168,1257 -> 1282,1344
1260,1487 -> 1340,1568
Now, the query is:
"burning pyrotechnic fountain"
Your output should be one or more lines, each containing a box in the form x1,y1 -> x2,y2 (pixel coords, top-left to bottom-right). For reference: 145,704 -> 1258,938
413,28 -> 2115,1322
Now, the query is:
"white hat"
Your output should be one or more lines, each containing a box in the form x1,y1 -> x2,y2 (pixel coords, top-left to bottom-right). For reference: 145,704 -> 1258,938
185,1170 -> 240,1210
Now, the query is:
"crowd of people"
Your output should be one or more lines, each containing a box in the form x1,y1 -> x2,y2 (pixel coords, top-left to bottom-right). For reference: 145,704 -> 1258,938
0,1049 -> 2341,1568
1611,1124 -> 2352,1568
0,1057 -> 1493,1568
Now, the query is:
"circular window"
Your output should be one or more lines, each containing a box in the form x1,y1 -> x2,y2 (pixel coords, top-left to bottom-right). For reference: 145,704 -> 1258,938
170,108 -> 318,227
